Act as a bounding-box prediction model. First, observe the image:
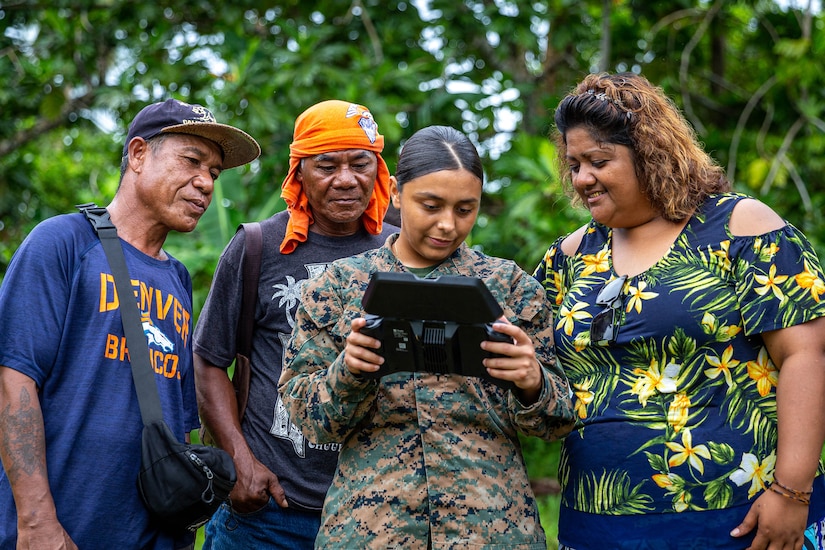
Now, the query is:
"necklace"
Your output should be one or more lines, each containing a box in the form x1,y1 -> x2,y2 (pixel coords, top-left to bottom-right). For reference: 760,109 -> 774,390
391,239 -> 401,262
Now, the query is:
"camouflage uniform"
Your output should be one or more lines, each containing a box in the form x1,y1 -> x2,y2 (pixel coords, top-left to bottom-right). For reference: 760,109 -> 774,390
279,236 -> 576,549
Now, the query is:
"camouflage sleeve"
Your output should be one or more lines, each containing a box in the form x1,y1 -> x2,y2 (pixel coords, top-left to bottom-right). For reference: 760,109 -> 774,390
278,274 -> 379,444
501,267 -> 576,441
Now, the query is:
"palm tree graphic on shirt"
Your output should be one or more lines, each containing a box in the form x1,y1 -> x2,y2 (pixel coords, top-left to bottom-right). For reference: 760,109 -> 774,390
269,265 -> 329,457
271,275 -> 302,328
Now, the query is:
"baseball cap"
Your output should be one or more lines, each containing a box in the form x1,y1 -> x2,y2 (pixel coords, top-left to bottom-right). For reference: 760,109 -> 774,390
123,99 -> 261,169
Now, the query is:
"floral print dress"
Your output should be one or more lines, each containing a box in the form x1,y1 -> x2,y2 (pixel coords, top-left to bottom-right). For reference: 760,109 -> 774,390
533,193 -> 825,549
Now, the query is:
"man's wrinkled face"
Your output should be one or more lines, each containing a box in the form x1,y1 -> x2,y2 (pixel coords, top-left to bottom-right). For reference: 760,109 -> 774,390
131,133 -> 222,233
297,149 -> 378,236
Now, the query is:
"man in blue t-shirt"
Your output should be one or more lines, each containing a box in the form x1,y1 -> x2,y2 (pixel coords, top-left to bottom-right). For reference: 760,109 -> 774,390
0,99 -> 260,550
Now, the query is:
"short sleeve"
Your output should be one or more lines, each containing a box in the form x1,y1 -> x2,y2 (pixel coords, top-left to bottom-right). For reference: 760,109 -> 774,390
0,217 -> 81,384
192,230 -> 246,367
732,223 -> 825,334
532,236 -> 568,310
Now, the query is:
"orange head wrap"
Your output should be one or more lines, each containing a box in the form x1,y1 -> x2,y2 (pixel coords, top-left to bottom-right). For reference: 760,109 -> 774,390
279,100 -> 391,254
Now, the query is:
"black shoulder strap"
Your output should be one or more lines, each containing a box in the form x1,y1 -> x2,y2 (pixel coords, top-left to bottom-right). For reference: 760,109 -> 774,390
77,203 -> 163,426
237,222 -> 262,357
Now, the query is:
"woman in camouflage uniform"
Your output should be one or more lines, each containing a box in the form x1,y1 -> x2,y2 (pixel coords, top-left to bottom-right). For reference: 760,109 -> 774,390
279,125 -> 576,549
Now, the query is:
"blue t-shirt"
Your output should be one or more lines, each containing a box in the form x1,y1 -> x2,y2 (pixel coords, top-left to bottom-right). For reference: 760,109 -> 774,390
0,213 -> 199,549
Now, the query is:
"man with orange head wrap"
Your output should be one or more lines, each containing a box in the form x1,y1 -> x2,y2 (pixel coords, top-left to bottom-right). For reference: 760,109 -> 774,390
193,100 -> 397,549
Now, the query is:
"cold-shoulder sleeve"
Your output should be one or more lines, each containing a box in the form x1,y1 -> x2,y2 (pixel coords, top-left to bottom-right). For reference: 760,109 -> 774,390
731,223 -> 825,335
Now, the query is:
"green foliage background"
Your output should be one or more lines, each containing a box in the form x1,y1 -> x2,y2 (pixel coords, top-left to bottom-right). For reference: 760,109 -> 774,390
2,1 -> 825,547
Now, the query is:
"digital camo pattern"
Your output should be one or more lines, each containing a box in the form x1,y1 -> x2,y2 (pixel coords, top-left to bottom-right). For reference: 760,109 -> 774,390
279,238 -> 576,549
533,193 -> 825,520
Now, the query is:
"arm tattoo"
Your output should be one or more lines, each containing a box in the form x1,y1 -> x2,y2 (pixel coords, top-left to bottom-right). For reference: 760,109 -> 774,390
0,386 -> 47,484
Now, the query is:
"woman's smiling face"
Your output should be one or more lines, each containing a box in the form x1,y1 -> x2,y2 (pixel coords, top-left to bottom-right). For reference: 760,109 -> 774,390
565,126 -> 658,229
392,168 -> 481,268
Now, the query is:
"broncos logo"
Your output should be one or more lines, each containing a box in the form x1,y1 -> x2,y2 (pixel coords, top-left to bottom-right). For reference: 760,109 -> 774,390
344,103 -> 378,144
141,311 -> 174,352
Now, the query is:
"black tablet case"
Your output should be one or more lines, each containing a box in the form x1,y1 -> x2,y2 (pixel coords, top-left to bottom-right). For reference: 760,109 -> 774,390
360,272 -> 513,390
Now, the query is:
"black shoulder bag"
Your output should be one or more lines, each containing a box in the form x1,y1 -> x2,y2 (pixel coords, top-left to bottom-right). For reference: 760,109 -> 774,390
78,204 -> 236,533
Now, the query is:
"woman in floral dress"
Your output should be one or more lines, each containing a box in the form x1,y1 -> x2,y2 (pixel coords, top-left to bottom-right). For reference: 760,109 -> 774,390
533,72 -> 825,549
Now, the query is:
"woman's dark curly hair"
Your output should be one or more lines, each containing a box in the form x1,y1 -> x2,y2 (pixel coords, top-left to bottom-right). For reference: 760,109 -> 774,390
553,72 -> 730,221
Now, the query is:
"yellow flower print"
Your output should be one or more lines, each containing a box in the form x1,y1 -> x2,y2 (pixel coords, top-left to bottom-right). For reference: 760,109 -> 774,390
652,473 -> 690,511
580,247 -> 610,277
753,264 -> 788,301
667,393 -> 691,433
730,451 -> 776,499
673,492 -> 690,512
711,240 -> 732,272
652,473 -> 690,512
701,312 -> 717,334
631,360 -> 680,407
665,429 -> 711,475
752,237 -> 763,255
652,473 -> 677,490
572,332 -> 589,352
553,271 -> 565,305
720,324 -> 742,340
539,247 -> 557,276
764,241 -> 780,258
556,301 -> 592,336
704,345 -> 739,387
625,280 -> 658,314
754,238 -> 780,262
746,347 -> 778,397
700,312 -> 741,341
795,262 -> 824,303
573,379 -> 595,419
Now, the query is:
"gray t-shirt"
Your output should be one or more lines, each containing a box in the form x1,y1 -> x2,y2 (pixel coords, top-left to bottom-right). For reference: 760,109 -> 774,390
193,210 -> 397,511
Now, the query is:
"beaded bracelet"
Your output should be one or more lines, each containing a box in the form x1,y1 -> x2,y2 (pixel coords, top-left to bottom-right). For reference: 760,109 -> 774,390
768,476 -> 812,505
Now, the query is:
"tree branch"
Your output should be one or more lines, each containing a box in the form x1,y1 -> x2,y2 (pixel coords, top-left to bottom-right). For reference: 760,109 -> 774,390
0,92 -> 95,158
760,115 -> 805,195
346,0 -> 383,64
679,0 -> 724,135
727,75 -> 777,182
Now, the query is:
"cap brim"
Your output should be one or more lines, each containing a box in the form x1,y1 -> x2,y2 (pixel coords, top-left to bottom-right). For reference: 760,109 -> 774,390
161,122 -> 261,169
